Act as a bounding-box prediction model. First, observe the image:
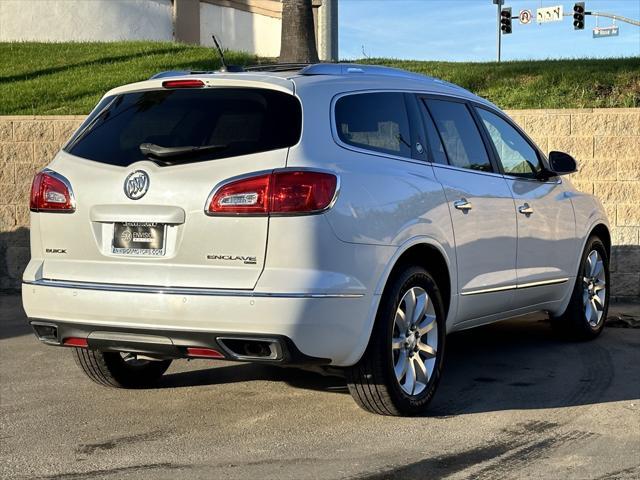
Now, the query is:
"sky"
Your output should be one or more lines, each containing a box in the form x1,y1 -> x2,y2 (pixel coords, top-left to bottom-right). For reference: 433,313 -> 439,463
339,0 -> 640,61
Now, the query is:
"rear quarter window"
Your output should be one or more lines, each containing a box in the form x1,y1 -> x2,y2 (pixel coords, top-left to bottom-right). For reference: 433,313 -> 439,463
334,92 -> 412,158
64,88 -> 302,167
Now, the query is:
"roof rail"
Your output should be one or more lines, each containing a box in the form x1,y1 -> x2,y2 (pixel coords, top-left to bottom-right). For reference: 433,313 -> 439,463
299,63 -> 461,88
244,63 -> 313,72
149,70 -> 212,79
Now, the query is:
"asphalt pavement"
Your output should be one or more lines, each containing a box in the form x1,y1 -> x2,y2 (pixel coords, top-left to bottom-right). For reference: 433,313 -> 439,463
1,294 -> 639,480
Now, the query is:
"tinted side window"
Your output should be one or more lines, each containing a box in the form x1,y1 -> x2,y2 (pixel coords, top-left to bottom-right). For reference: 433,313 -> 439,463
425,99 -> 492,172
335,93 -> 412,157
419,104 -> 448,165
476,108 -> 542,178
65,88 -> 302,167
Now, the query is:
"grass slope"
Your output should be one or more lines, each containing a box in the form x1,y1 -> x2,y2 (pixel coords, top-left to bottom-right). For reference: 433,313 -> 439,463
1,41 -> 638,115
368,57 -> 640,110
0,42 -> 256,115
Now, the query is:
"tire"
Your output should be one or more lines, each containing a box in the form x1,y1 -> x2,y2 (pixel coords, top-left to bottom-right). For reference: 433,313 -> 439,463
552,236 -> 609,341
73,349 -> 172,388
346,266 -> 446,416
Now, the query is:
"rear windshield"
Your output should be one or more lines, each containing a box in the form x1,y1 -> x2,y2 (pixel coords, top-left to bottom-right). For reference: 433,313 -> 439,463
64,88 -> 302,167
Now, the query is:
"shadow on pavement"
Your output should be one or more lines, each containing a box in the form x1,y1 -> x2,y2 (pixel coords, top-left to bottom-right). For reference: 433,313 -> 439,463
0,293 -> 31,339
4,291 -> 639,415
160,316 -> 640,415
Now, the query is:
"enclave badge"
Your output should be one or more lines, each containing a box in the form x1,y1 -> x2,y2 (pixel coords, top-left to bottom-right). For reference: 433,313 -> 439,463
124,170 -> 149,200
207,254 -> 257,265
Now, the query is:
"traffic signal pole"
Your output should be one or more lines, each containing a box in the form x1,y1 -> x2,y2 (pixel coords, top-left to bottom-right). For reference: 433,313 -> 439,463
493,0 -> 504,62
586,11 -> 640,27
492,2 -> 638,62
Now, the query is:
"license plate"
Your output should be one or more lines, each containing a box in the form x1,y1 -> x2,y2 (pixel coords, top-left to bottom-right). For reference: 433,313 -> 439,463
112,222 -> 166,256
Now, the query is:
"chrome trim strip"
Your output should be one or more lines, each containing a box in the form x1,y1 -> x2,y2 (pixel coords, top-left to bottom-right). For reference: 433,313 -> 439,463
517,278 -> 570,289
460,284 -> 515,296
460,277 -> 569,296
23,279 -> 364,299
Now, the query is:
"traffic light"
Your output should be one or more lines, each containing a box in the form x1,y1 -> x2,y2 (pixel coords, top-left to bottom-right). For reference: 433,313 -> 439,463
501,7 -> 512,35
573,2 -> 585,30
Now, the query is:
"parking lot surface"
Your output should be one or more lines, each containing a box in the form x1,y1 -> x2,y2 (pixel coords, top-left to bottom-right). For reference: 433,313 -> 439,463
1,294 -> 639,480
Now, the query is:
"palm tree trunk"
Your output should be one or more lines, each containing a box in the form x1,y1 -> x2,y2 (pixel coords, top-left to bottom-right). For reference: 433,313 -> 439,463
279,0 -> 319,63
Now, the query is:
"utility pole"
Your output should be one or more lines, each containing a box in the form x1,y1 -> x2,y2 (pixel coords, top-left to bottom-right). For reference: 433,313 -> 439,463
317,0 -> 338,62
493,0 -> 504,62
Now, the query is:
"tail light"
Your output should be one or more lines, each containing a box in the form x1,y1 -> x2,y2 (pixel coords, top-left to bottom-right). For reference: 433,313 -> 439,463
30,170 -> 76,213
206,170 -> 338,216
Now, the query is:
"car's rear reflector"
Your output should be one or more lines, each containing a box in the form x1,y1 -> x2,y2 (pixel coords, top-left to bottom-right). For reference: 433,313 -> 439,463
207,170 -> 338,215
186,347 -> 225,359
30,170 -> 76,213
62,337 -> 88,348
162,79 -> 205,89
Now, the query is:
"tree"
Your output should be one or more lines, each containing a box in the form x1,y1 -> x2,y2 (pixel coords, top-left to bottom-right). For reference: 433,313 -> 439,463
279,0 -> 319,63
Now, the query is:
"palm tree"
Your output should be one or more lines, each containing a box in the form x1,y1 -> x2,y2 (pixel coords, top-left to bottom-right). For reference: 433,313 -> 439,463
279,0 -> 319,63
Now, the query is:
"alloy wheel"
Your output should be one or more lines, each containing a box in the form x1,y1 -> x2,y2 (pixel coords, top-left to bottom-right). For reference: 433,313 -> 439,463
392,286 -> 438,396
582,250 -> 607,327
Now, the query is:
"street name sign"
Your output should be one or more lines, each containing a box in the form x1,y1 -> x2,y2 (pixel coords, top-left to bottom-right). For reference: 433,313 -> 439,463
519,9 -> 532,25
593,26 -> 620,38
537,5 -> 563,24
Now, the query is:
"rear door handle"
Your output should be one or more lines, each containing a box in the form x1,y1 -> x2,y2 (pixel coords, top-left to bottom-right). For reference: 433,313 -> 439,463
454,198 -> 473,211
518,203 -> 534,215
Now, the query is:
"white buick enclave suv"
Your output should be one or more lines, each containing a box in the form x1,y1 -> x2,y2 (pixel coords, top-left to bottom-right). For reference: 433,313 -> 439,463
22,64 -> 610,416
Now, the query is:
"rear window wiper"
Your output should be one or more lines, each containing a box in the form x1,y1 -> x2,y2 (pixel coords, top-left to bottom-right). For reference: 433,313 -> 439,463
139,142 -> 228,159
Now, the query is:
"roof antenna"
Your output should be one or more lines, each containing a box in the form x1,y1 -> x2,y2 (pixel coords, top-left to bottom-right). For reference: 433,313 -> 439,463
212,35 -> 228,72
211,35 -> 244,72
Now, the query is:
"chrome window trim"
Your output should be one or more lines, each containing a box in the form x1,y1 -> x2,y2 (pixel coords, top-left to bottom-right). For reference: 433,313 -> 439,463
460,277 -> 569,296
431,162 -> 506,180
501,171 -> 562,185
23,279 -> 364,299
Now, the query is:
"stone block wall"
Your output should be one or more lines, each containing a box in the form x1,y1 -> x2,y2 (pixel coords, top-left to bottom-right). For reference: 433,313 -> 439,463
0,116 -> 84,289
0,110 -> 638,301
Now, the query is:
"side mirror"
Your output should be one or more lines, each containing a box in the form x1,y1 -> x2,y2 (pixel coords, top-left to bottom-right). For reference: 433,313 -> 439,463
548,151 -> 577,175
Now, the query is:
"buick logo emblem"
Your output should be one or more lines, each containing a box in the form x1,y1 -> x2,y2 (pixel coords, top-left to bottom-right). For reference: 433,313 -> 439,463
124,170 -> 149,200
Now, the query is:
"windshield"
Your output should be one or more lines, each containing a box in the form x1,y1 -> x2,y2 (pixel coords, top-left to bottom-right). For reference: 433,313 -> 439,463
64,87 -> 302,167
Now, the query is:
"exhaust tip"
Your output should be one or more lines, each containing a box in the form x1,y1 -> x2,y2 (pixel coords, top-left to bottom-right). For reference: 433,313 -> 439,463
30,321 -> 59,345
217,337 -> 283,361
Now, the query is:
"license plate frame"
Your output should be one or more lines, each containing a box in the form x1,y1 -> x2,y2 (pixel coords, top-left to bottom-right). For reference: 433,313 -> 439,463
112,222 -> 167,256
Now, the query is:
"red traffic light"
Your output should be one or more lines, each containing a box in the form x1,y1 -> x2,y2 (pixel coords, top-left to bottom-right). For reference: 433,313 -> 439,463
573,2 -> 585,30
501,7 -> 512,34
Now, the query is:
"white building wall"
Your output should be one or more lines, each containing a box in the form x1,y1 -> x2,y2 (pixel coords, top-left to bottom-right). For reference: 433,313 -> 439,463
0,0 -> 173,42
200,3 -> 281,57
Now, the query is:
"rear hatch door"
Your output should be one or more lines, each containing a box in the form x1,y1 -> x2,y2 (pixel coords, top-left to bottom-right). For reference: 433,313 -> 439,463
36,78 -> 301,289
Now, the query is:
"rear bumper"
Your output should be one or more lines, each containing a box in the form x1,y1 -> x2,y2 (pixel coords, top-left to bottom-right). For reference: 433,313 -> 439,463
22,279 -> 376,366
28,319 -> 327,365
